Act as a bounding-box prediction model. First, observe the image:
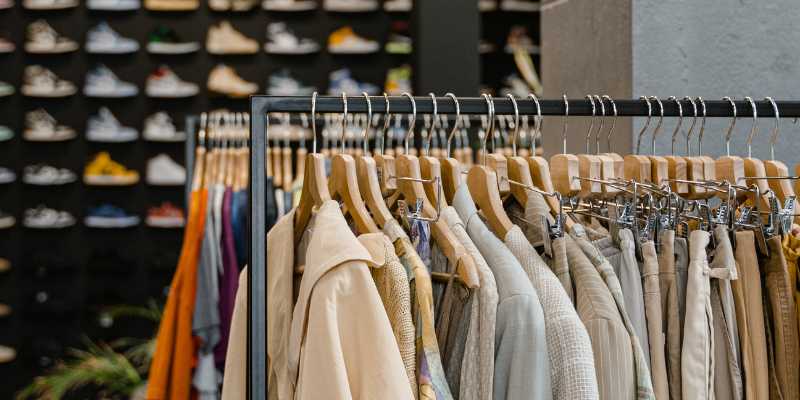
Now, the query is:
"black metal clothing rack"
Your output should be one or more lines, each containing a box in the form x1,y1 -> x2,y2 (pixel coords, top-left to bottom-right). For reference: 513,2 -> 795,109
247,95 -> 800,400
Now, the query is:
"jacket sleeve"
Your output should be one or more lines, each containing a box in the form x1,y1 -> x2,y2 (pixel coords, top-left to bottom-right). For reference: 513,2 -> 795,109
294,260 -> 415,400
222,269 -> 248,400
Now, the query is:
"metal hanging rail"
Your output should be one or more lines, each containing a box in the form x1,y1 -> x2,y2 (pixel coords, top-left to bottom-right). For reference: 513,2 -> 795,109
247,94 -> 800,400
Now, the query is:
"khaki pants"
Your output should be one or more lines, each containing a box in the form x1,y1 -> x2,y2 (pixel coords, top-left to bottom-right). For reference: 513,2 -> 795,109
658,230 -> 683,400
682,230 -> 713,400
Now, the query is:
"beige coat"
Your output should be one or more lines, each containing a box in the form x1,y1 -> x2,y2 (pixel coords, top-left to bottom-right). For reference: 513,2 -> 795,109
223,201 -> 415,400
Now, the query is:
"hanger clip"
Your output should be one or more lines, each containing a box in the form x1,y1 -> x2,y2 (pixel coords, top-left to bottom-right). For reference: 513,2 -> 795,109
780,196 -> 797,235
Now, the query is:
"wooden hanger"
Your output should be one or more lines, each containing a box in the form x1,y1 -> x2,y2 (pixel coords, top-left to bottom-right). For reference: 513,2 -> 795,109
525,94 -> 562,214
468,94 -> 514,238
374,96 -> 399,197
624,96 -> 653,183
550,95 -> 582,197
663,96 -> 690,195
294,93 -> 334,244
645,96 -> 670,188
394,93 -> 480,288
598,95 -> 625,192
576,95 -> 604,198
716,97 -> 746,200
328,93 -> 380,235
760,97 -> 796,205
680,97 -> 706,199
740,97 -> 772,212
685,97 -> 718,200
192,113 -> 207,191
440,93 -> 464,205
420,94 -> 443,204
504,94 -> 534,207
355,93 -> 395,229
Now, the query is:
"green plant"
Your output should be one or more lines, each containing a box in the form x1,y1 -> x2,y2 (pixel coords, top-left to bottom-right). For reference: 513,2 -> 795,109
16,301 -> 162,400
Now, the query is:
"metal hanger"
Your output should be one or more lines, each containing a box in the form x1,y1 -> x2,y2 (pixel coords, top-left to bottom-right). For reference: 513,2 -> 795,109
599,95 -> 626,192
592,94 -> 620,198
575,95 -> 604,197
716,96 -> 746,196
374,93 -> 398,196
441,93 -> 463,204
550,95 -> 582,196
682,96 -> 709,199
525,93 -> 561,214
757,97 -> 797,206
467,94 -> 515,238
740,96 -> 772,209
481,95 -> 511,195
505,93 -> 537,207
294,92 -> 333,244
646,96 -> 670,188
624,96 -> 653,182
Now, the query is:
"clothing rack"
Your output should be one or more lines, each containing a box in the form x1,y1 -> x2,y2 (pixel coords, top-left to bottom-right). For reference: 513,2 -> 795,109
247,94 -> 800,400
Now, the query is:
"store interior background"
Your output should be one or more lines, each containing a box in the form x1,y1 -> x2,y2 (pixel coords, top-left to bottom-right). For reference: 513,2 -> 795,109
2,0 -> 800,397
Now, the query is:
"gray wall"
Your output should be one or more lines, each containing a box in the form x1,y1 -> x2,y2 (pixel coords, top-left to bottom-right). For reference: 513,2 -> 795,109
633,0 -> 800,162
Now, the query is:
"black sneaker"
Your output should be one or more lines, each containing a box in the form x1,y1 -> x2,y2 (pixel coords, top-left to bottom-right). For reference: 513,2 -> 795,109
146,26 -> 200,54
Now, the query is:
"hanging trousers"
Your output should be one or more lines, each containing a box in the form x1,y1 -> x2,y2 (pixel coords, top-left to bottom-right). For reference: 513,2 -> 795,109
682,230 -> 714,400
658,230 -> 682,400
641,241 -> 669,400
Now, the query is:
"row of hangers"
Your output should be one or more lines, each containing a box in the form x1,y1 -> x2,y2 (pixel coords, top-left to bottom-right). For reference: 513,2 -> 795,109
291,93 -> 800,286
192,111 -> 251,193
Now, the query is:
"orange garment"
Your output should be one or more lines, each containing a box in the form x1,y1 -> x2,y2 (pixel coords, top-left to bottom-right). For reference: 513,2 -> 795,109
147,190 -> 208,400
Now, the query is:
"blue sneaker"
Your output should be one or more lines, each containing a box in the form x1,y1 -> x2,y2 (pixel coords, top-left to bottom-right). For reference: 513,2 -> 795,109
328,68 -> 379,95
85,204 -> 140,228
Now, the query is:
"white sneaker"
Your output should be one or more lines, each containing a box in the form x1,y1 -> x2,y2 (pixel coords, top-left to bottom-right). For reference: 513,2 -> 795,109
206,21 -> 259,55
209,0 -> 255,11
23,0 -> 78,10
84,64 -> 139,98
0,82 -> 13,97
21,65 -> 77,98
264,22 -> 319,54
23,164 -> 77,185
24,109 -> 76,142
86,22 -> 139,54
0,167 -> 15,184
323,0 -> 376,12
143,112 -> 186,142
0,212 -> 14,229
0,38 -> 16,53
262,0 -> 315,10
208,64 -> 259,98
87,0 -> 140,10
267,69 -> 315,96
25,20 -> 79,54
86,107 -> 138,142
327,26 -> 379,54
146,65 -> 199,98
478,0 -> 495,11
24,206 -> 75,229
383,0 -> 409,12
500,0 -> 538,11
146,153 -> 186,185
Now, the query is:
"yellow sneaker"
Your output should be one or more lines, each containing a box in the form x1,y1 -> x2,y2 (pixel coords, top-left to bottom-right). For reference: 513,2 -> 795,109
84,151 -> 140,186
144,0 -> 198,11
328,26 -> 379,54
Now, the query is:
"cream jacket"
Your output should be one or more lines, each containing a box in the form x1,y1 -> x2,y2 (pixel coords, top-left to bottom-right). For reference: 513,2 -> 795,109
223,201 -> 415,400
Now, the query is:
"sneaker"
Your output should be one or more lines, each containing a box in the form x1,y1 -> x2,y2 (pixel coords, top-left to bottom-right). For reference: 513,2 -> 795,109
0,167 -> 15,184
478,39 -> 495,54
0,81 -> 13,97
85,22 -> 139,54
499,73 -> 530,98
500,0 -> 538,11
87,0 -> 140,9
143,112 -> 186,142
146,65 -> 199,98
84,64 -> 139,98
22,0 -> 78,9
385,21 -> 411,54
323,0 -> 376,12
264,22 -> 319,54
146,153 -> 185,185
383,0 -> 409,11
207,64 -> 258,98
206,21 -> 259,55
267,69 -> 314,96
85,204 -> 140,228
24,206 -> 75,229
209,0 -> 255,11
23,164 -> 77,185
147,26 -> 200,54
478,0 -> 495,11
21,65 -> 77,98
84,152 -> 140,186
0,211 -> 14,229
328,68 -> 378,95
0,126 -> 12,142
144,0 -> 198,10
0,0 -> 12,9
262,0 -> 314,10
328,26 -> 379,54
86,107 -> 138,142
24,109 -> 76,141
0,37 -> 15,53
0,258 -> 9,273
146,202 -> 185,228
505,25 -> 538,54
25,20 -> 79,54
0,346 -> 16,364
